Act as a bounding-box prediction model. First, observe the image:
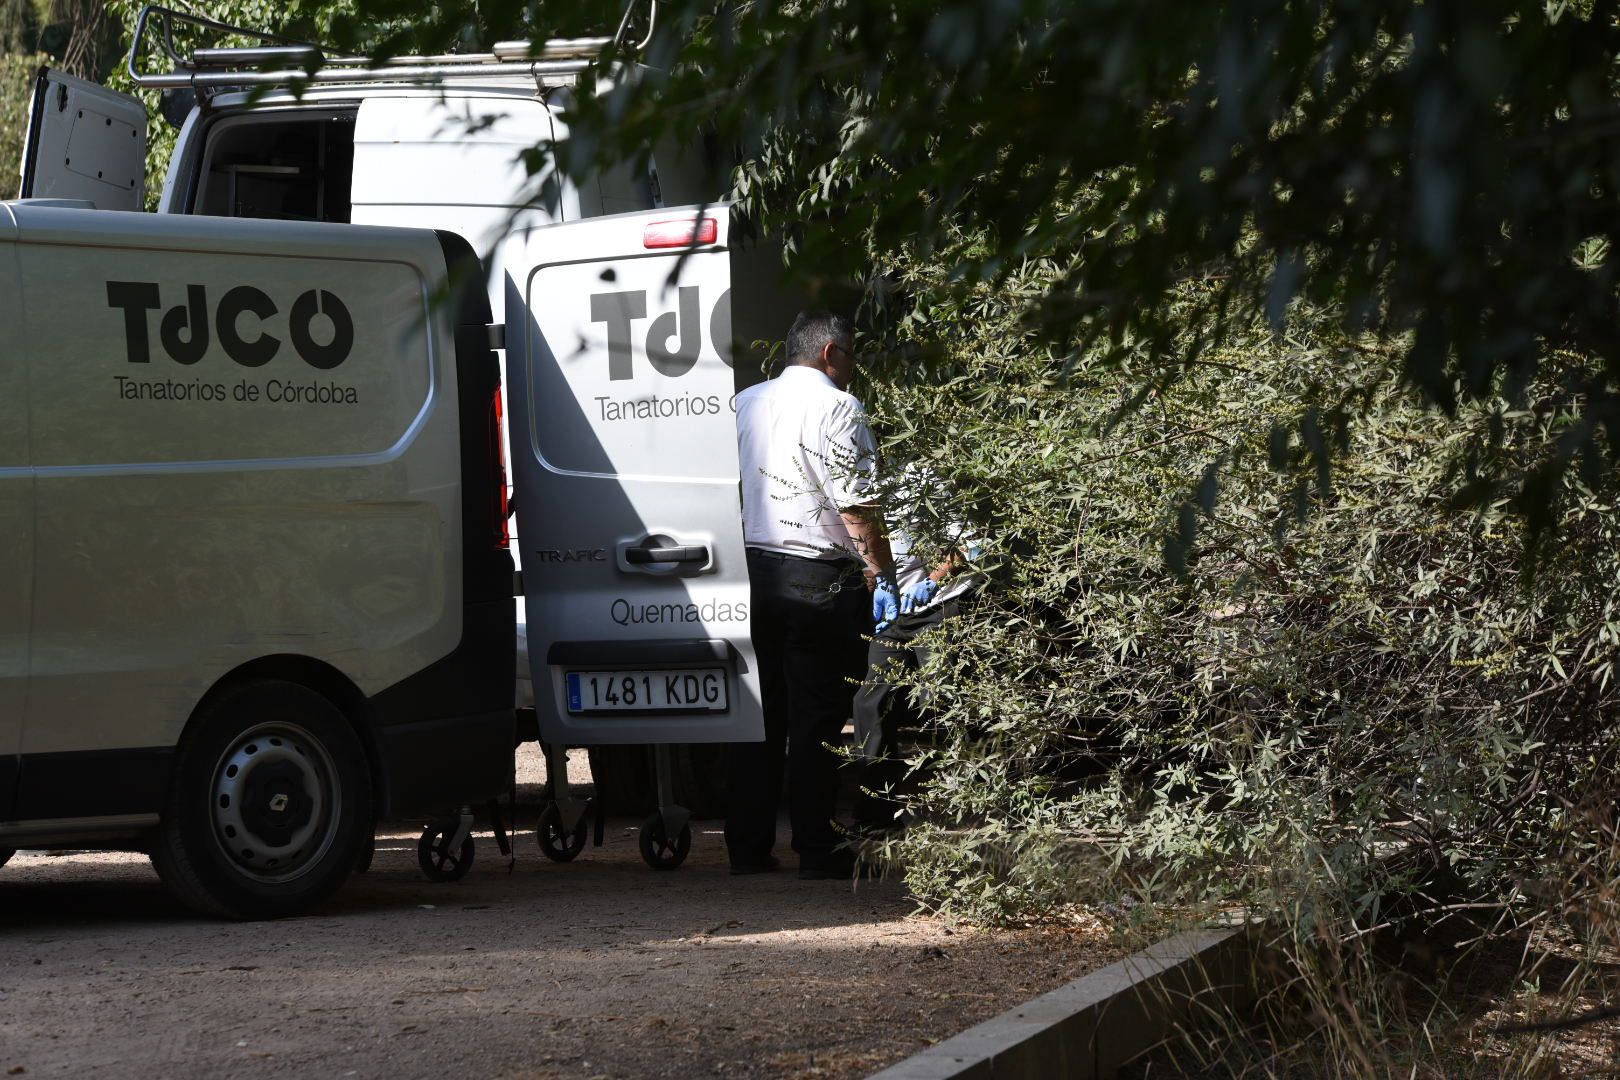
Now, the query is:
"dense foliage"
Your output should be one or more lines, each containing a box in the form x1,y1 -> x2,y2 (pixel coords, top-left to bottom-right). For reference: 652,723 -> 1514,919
863,252 -> 1620,913
857,239 -> 1620,1071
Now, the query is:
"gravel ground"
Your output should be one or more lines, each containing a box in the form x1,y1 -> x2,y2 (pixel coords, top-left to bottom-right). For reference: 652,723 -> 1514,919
0,749 -> 1120,1080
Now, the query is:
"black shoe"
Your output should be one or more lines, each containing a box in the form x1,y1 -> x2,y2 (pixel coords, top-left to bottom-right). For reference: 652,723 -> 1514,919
729,855 -> 782,876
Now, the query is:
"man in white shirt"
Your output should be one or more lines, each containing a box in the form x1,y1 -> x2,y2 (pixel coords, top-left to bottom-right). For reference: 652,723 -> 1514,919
728,311 -> 893,879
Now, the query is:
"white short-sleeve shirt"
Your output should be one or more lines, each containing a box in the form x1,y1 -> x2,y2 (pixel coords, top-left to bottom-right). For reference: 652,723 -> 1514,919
735,365 -> 878,560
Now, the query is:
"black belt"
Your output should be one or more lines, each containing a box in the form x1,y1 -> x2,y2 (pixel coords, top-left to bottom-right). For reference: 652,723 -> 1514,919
746,547 -> 859,568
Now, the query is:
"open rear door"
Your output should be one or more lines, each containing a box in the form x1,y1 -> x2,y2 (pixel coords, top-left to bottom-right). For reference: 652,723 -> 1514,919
506,205 -> 762,746
19,68 -> 146,209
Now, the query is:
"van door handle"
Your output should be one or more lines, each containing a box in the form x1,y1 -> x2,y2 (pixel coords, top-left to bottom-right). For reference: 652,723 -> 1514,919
625,544 -> 709,565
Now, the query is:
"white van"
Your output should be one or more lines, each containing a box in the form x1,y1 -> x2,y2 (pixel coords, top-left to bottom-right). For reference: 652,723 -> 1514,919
0,201 -> 516,916
9,4 -> 787,878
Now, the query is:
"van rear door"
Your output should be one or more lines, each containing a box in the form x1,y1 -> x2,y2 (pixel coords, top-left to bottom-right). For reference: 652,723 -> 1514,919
19,69 -> 146,210
506,205 -> 762,746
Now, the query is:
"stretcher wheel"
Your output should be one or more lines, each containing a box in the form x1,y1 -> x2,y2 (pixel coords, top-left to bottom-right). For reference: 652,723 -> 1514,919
537,805 -> 588,862
638,813 -> 690,870
417,824 -> 474,882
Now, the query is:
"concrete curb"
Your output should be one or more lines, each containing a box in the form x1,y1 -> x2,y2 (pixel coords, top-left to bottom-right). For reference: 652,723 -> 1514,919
868,925 -> 1263,1080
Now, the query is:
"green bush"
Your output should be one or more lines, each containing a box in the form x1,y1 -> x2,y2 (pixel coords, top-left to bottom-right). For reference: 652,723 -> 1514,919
852,256 -> 1620,1067
844,237 -> 1620,903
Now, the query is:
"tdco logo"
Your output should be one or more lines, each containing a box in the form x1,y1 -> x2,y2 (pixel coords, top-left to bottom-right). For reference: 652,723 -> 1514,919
591,287 -> 731,381
106,282 -> 355,370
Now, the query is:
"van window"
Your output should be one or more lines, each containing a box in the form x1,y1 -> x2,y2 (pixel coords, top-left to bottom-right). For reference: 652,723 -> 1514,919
193,112 -> 357,223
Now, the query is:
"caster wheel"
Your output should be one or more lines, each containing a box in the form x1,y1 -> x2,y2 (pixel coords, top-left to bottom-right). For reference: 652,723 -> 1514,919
638,813 -> 691,870
417,824 -> 474,882
537,805 -> 588,862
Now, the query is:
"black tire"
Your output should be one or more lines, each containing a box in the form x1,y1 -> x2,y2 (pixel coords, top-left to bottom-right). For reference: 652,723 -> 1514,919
638,813 -> 691,870
537,805 -> 588,862
150,680 -> 371,919
417,825 -> 475,882
0,848 -> 12,870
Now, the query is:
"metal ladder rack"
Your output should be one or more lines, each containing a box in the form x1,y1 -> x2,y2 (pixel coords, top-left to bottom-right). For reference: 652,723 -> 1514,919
126,1 -> 655,90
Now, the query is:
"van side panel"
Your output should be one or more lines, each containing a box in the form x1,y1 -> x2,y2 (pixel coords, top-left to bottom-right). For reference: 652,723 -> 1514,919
8,208 -> 465,819
0,207 -> 31,818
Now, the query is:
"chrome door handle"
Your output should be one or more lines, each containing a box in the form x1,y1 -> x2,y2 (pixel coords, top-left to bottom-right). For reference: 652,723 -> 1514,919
625,544 -> 709,565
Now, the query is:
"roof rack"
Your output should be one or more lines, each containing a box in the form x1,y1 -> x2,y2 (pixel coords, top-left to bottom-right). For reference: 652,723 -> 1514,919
126,1 -> 655,90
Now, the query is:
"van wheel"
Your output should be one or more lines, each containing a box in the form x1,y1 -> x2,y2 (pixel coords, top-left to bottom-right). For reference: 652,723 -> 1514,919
151,680 -> 371,919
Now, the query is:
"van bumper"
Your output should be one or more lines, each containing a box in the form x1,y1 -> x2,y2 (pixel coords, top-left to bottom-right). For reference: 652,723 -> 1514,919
374,709 -> 514,817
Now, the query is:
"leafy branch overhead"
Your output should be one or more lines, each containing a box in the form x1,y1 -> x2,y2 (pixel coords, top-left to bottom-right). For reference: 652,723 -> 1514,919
341,0 -> 1620,553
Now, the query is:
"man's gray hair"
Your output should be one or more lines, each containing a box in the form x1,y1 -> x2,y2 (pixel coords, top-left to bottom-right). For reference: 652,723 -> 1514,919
786,311 -> 854,367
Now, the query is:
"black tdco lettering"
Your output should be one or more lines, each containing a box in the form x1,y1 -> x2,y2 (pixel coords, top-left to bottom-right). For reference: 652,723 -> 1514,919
590,290 -> 647,382
709,288 -> 733,369
216,286 -> 280,367
106,281 -> 161,363
646,285 -> 701,378
107,282 -> 355,369
289,289 -> 354,370
160,284 -> 210,365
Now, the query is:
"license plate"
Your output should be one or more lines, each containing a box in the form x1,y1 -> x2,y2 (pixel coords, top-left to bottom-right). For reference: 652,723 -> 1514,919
566,668 -> 728,713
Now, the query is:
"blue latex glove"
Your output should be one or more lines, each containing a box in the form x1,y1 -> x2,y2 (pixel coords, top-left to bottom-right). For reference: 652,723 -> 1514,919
872,579 -> 899,634
899,577 -> 939,614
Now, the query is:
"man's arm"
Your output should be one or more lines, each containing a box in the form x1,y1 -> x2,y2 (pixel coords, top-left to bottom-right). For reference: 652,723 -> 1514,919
839,504 -> 893,584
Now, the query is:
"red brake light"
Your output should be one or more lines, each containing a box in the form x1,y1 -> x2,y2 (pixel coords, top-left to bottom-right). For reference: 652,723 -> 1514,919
643,216 -> 718,249
490,388 -> 510,549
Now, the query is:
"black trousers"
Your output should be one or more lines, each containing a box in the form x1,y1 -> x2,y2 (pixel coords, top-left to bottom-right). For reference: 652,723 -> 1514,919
726,550 -> 868,868
851,598 -> 958,833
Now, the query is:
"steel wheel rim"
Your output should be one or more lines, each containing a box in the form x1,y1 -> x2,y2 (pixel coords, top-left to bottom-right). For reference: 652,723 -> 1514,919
209,721 -> 340,884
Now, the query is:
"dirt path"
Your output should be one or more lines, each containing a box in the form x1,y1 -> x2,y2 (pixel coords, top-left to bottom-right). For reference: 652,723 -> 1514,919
0,752 -> 1119,1079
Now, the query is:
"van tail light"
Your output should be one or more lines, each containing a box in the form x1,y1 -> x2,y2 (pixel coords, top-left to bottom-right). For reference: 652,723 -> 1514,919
489,387 -> 511,550
643,216 -> 717,249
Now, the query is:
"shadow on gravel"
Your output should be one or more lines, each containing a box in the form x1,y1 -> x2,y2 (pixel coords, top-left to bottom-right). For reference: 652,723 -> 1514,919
0,814 -> 907,937
0,872 -> 193,927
